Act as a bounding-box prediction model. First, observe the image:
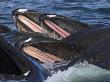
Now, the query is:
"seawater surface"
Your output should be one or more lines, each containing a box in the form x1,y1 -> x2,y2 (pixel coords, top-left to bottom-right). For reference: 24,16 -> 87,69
45,62 -> 110,82
1,0 -> 110,28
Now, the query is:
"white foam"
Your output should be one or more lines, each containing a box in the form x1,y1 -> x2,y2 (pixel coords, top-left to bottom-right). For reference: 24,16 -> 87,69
45,61 -> 110,82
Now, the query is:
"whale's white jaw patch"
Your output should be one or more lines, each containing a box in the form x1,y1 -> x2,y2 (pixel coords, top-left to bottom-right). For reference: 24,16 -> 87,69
47,15 -> 56,18
23,70 -> 30,76
25,38 -> 32,43
17,9 -> 28,13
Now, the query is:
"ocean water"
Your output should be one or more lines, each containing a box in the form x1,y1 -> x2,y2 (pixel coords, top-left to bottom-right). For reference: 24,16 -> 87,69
45,62 -> 110,82
3,62 -> 110,82
1,0 -> 110,29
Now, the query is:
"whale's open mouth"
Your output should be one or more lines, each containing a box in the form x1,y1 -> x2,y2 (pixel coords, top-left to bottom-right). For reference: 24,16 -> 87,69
17,15 -> 71,38
21,41 -> 81,64
23,45 -> 63,63
12,9 -> 89,40
17,15 -> 43,33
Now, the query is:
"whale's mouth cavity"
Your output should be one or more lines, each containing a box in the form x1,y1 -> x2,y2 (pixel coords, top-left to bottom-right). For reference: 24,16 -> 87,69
21,41 -> 79,64
43,19 -> 70,38
17,15 -> 43,33
16,14 -> 70,39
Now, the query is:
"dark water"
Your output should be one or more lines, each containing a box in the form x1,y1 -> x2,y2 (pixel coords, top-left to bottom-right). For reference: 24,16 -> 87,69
0,0 -> 110,29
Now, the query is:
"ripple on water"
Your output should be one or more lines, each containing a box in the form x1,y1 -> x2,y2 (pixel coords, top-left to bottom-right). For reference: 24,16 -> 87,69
0,0 -> 110,27
45,62 -> 110,82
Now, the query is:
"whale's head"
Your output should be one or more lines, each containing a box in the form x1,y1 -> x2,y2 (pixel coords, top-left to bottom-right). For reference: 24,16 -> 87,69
12,8 -> 89,40
12,8 -> 43,33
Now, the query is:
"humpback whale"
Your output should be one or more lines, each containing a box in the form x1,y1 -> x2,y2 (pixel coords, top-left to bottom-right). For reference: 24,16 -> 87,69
4,31 -> 84,69
0,26 -> 49,81
12,9 -> 110,51
0,25 -> 87,73
11,9 -> 110,71
0,24 -> 110,76
65,35 -> 110,70
63,26 -> 110,48
12,9 -> 89,40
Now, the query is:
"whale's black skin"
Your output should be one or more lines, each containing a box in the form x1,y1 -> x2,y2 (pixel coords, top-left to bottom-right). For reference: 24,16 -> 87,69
65,35 -> 110,70
4,31 -> 57,47
0,34 -> 50,81
0,25 -> 87,74
0,25 -> 85,62
12,8 -> 110,50
2,31 -> 86,75
0,25 -> 50,81
12,9 -> 89,40
63,26 -> 110,49
2,25 -> 110,71
3,30 -> 86,61
12,8 -> 110,49
80,35 -> 110,70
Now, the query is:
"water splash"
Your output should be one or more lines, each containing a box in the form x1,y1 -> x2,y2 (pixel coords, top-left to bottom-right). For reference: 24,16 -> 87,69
42,61 -> 70,74
45,61 -> 110,82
